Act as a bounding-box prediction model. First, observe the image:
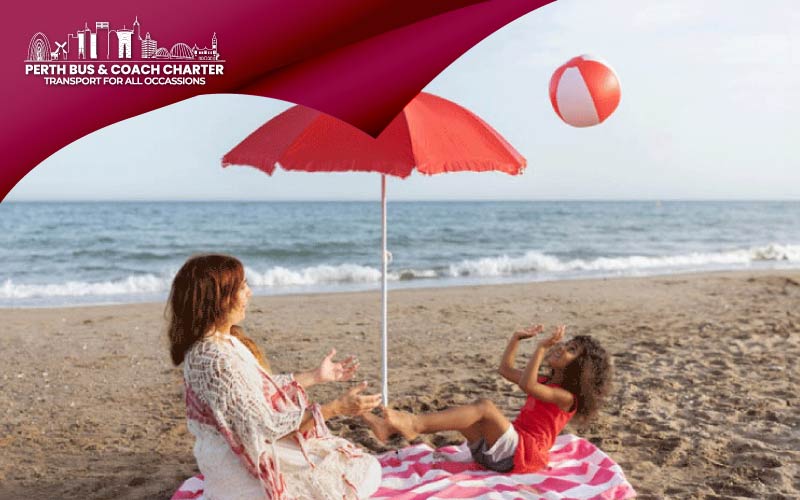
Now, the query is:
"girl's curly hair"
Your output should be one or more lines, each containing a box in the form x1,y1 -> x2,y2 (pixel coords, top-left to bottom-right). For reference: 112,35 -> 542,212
559,335 -> 613,423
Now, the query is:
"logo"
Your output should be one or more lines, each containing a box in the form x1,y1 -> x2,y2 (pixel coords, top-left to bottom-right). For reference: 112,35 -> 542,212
24,16 -> 225,86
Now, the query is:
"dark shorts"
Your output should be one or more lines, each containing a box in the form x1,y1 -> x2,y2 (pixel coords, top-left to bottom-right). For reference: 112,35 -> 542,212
468,425 -> 518,473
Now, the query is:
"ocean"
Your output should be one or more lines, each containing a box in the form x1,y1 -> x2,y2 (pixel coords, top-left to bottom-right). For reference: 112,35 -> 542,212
1,201 -> 799,307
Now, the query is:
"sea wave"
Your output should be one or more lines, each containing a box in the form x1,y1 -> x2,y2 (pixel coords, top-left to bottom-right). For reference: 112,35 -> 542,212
244,264 -> 382,287
448,243 -> 800,277
244,265 -> 441,286
0,264 -> 439,300
0,274 -> 166,299
2,243 -> 799,300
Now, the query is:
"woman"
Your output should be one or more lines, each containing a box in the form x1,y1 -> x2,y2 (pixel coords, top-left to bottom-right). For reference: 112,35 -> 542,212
167,254 -> 382,500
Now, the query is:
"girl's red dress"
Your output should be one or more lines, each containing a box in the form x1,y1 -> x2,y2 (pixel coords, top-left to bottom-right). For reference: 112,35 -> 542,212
512,377 -> 577,473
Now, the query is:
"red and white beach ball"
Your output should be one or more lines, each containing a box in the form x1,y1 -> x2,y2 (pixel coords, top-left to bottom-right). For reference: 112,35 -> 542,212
549,55 -> 621,127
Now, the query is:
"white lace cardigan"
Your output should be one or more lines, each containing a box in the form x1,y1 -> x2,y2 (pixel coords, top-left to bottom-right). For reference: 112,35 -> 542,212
183,333 -> 381,500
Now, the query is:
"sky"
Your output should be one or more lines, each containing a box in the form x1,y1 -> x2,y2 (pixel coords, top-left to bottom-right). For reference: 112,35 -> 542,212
7,0 -> 800,202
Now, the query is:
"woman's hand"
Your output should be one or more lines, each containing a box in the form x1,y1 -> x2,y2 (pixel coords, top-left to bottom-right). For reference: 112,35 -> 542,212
332,381 -> 382,417
537,325 -> 566,349
316,348 -> 359,384
512,324 -> 544,341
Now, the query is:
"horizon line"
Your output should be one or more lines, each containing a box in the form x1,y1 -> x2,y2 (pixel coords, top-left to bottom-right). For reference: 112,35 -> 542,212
4,198 -> 800,204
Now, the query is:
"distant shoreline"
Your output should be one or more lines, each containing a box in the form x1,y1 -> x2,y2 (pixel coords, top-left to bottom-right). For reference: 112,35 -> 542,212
3,267 -> 797,311
5,199 -> 800,203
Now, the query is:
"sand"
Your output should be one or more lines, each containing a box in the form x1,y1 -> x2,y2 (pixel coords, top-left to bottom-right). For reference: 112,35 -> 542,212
1,270 -> 799,499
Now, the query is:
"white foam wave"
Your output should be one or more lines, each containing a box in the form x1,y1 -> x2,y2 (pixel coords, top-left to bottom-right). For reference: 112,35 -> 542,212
245,265 -> 441,286
2,244 -> 799,301
0,274 -> 167,299
448,243 -> 800,278
245,264 -> 383,287
397,269 -> 439,281
0,263 -> 439,300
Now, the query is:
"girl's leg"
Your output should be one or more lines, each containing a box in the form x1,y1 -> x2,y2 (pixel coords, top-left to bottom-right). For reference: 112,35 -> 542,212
368,399 -> 511,446
361,411 -> 392,442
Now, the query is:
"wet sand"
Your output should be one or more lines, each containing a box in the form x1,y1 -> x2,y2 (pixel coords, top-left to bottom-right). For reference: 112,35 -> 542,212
1,270 -> 799,499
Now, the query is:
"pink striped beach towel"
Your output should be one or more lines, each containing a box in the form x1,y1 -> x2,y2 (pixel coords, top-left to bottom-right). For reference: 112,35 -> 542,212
171,434 -> 636,499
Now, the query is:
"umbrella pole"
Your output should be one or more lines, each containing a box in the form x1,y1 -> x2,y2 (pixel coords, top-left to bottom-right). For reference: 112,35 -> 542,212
381,174 -> 389,406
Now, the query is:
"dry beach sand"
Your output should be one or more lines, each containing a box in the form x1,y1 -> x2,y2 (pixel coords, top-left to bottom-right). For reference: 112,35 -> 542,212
1,270 -> 799,499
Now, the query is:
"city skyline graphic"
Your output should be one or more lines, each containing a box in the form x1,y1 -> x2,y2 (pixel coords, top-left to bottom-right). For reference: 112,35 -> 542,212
26,16 -> 221,62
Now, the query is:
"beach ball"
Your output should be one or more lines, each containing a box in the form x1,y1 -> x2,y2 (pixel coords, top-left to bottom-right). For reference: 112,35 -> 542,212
549,55 -> 621,127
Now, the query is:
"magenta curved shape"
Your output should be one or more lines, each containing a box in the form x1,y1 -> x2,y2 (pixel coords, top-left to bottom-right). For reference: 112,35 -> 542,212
0,0 -> 555,201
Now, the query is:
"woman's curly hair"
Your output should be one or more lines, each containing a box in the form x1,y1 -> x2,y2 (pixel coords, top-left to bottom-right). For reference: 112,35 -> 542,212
559,335 -> 613,423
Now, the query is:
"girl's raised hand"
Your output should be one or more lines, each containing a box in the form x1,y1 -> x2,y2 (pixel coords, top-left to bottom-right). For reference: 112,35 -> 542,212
513,324 -> 544,341
538,325 -> 566,348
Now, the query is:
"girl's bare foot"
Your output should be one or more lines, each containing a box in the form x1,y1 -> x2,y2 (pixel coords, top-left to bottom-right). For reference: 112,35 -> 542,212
361,411 -> 393,443
384,407 -> 420,441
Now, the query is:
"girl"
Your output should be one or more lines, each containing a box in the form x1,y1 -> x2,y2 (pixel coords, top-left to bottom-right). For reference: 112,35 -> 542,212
364,325 -> 613,474
168,254 -> 383,499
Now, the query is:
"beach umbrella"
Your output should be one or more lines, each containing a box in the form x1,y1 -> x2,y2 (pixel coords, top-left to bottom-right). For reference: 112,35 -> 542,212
222,92 -> 526,404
